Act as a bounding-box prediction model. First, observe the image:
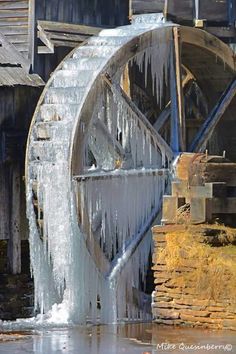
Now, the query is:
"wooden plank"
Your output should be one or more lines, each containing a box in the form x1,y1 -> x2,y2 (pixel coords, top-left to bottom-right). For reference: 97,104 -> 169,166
48,31 -> 90,42
51,40 -> 82,48
0,10 -> 28,18
5,34 -> 28,43
13,43 -> 30,51
0,1 -> 28,9
132,0 -> 165,14
38,20 -> 102,36
0,19 -> 28,25
0,25 -> 28,34
190,79 -> 236,152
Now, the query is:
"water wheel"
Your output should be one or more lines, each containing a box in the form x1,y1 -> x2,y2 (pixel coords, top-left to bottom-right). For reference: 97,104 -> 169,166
25,14 -> 235,324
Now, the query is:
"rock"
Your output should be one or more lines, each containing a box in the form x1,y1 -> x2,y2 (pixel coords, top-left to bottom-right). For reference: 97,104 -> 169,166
210,312 -> 235,319
223,319 -> 236,329
175,298 -> 209,307
181,313 -> 223,325
153,301 -> 174,309
207,306 -> 225,312
154,319 -> 181,326
154,278 -> 170,285
153,308 -> 180,320
153,296 -> 173,302
181,309 -> 210,317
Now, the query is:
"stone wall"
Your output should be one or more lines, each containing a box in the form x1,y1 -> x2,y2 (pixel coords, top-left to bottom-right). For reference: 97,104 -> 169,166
152,225 -> 236,331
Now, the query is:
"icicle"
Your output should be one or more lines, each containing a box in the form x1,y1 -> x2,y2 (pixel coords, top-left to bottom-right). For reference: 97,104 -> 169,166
131,29 -> 172,108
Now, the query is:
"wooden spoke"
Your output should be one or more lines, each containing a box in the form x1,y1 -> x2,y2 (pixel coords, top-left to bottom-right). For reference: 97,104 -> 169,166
102,73 -> 174,161
190,79 -> 236,152
74,168 -> 167,181
170,26 -> 186,152
154,102 -> 171,132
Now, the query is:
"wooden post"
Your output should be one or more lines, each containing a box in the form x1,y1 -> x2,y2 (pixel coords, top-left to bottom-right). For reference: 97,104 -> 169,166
8,163 -> 21,274
170,27 -> 186,153
28,0 -> 36,70
164,0 -> 169,19
129,0 -> 132,20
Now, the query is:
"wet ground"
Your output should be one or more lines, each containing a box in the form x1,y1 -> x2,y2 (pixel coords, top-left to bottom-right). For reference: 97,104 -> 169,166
0,323 -> 235,354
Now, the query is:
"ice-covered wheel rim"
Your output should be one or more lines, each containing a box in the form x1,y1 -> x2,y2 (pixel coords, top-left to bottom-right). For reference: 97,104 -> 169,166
25,15 -> 235,323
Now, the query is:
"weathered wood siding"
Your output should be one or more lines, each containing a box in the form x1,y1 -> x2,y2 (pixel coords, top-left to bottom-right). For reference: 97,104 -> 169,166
132,0 -> 234,25
36,0 -> 129,27
132,0 -> 164,14
167,0 -> 193,22
0,1 -> 30,58
0,86 -> 42,245
199,0 -> 228,22
34,0 -> 129,80
167,0 -> 232,23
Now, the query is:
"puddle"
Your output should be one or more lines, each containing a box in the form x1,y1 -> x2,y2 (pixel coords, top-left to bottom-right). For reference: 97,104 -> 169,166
0,323 -> 235,353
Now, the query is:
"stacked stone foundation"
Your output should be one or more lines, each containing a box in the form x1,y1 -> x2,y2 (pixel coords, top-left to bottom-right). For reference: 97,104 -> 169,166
152,225 -> 236,331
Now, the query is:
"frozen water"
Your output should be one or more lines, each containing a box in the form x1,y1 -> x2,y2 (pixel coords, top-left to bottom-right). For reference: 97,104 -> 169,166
132,13 -> 165,24
131,28 -> 172,107
24,13 -> 173,328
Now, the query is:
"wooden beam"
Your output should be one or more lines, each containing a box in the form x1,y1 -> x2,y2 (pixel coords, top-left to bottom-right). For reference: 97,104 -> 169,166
107,201 -> 162,281
37,45 -> 54,54
103,74 -> 173,161
190,79 -> 236,152
28,0 -> 35,69
173,26 -> 186,151
74,168 -> 167,181
0,31 -> 30,71
153,102 -> 171,132
164,0 -> 168,18
37,20 -> 102,36
37,22 -> 54,53
93,119 -> 126,158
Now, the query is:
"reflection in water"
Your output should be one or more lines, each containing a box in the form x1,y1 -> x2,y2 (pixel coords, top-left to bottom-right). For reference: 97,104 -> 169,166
0,323 -> 235,354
